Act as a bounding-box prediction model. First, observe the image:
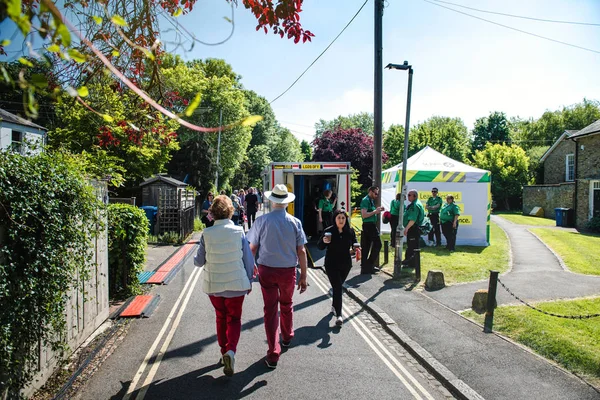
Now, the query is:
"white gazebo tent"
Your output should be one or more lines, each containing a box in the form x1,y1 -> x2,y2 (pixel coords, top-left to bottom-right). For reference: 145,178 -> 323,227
380,146 -> 491,246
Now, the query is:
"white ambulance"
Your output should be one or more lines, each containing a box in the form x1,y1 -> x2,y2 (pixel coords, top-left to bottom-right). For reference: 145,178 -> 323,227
261,162 -> 352,240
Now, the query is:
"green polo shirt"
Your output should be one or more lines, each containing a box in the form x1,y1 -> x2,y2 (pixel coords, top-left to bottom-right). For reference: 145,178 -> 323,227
440,203 -> 460,224
360,195 -> 377,223
390,199 -> 400,216
426,196 -> 443,214
318,198 -> 333,212
403,200 -> 425,227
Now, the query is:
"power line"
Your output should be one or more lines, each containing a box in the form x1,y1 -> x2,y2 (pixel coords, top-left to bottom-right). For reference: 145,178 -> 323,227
269,0 -> 370,104
422,0 -> 600,55
431,0 -> 600,27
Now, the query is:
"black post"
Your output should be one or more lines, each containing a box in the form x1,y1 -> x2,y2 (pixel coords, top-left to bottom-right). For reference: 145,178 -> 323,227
384,240 -> 389,265
373,0 -> 383,203
484,270 -> 499,333
414,248 -> 421,282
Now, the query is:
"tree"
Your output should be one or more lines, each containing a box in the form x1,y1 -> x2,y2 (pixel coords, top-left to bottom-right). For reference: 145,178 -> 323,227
409,116 -> 471,162
300,140 -> 312,161
383,124 -> 405,168
525,145 -> 548,184
244,90 -> 277,147
270,126 -> 303,162
231,144 -> 272,189
471,111 -> 511,153
473,144 -> 529,210
315,112 -> 375,137
312,127 -> 387,188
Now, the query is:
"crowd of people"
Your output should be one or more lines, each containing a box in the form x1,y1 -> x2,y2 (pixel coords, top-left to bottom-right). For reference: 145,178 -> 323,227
194,183 -> 460,378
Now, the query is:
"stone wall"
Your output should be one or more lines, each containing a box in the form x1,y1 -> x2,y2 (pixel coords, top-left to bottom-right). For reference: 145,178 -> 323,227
574,135 -> 600,227
543,139 -> 575,184
522,183 -> 575,219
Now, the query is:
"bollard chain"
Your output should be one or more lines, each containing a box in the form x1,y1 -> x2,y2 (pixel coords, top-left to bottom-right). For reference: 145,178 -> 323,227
496,278 -> 600,320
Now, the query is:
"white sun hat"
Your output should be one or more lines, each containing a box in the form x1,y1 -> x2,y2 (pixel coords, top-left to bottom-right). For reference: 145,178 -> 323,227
264,184 -> 295,204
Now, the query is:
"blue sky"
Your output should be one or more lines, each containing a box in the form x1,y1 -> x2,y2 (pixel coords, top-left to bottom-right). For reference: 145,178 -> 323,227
169,0 -> 600,143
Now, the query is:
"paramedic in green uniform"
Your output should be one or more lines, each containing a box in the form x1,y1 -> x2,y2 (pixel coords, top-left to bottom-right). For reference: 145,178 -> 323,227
360,186 -> 384,274
318,189 -> 334,230
440,194 -> 460,251
426,187 -> 442,246
389,192 -> 401,247
402,189 -> 425,267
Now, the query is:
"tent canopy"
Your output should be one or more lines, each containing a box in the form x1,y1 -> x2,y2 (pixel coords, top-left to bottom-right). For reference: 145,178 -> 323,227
382,146 -> 490,187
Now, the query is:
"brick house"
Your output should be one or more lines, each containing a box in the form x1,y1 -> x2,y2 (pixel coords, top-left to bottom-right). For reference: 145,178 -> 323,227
523,120 -> 600,227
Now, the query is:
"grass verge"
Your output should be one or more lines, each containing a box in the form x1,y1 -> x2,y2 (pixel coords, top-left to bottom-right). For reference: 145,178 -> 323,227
351,214 -> 510,284
494,211 -> 556,226
530,228 -> 600,276
462,297 -> 600,387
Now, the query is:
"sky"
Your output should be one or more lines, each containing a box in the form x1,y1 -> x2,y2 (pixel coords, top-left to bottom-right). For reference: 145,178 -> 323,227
2,0 -> 599,144
166,0 -> 600,143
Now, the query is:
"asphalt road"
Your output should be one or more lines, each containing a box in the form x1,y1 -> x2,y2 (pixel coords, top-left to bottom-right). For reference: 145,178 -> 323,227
74,255 -> 454,400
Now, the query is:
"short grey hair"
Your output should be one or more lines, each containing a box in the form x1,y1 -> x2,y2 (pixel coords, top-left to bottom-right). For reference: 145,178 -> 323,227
408,189 -> 419,198
271,202 -> 287,209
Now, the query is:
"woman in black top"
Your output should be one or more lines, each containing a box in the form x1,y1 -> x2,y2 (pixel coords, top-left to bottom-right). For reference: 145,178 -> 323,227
317,209 -> 359,326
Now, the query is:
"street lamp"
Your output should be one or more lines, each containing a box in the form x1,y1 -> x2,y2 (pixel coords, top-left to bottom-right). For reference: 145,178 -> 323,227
385,61 -> 413,279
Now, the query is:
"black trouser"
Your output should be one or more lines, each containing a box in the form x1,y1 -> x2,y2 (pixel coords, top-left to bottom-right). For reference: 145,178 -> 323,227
360,222 -> 381,271
321,211 -> 333,230
232,215 -> 239,225
390,215 -> 399,247
428,213 -> 441,245
403,225 -> 420,266
442,221 -> 458,250
247,210 -> 256,229
325,263 -> 352,317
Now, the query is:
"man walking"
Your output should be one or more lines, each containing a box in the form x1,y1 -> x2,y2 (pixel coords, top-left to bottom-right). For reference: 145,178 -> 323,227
247,184 -> 308,369
426,187 -> 442,246
403,189 -> 425,267
360,186 -> 384,274
244,188 -> 258,229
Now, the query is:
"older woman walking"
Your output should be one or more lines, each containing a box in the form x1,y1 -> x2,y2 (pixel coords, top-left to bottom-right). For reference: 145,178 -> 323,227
317,209 -> 359,327
194,195 -> 255,377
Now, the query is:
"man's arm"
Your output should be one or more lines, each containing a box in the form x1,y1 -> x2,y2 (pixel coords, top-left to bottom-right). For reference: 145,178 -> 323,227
250,243 -> 258,259
361,207 -> 383,219
194,236 -> 206,266
404,220 -> 415,235
296,245 -> 308,293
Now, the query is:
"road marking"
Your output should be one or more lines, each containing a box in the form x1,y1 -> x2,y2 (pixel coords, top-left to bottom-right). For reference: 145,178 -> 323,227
307,268 -> 435,400
123,266 -> 201,400
135,266 -> 203,399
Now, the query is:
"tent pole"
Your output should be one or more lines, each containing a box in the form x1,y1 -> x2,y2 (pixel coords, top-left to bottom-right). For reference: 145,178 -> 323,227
394,67 -> 413,279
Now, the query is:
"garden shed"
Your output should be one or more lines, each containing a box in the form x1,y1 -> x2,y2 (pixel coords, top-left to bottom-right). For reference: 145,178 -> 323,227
140,175 -> 195,238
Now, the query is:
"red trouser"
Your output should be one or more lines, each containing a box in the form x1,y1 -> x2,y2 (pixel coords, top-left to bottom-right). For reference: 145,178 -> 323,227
258,265 -> 296,363
209,295 -> 245,355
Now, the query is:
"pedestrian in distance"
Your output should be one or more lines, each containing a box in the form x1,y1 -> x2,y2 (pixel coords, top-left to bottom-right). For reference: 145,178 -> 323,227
440,194 -> 460,251
402,189 -> 425,268
426,187 -> 443,247
230,194 -> 242,226
244,187 -> 259,229
201,192 -> 214,228
360,186 -> 385,274
247,184 -> 308,370
318,189 -> 334,231
317,209 -> 359,327
389,192 -> 402,247
194,195 -> 255,377
256,189 -> 263,211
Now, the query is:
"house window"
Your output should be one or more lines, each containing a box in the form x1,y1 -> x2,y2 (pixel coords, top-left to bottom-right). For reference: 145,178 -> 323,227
11,130 -> 23,154
565,154 -> 575,182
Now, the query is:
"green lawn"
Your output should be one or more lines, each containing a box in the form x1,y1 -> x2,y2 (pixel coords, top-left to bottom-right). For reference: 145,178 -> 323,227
494,212 -> 556,226
530,228 -> 600,276
462,297 -> 600,387
351,213 -> 510,284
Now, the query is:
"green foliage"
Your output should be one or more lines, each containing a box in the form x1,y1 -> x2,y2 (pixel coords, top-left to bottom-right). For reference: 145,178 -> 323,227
473,144 -> 529,210
383,124 -> 405,168
107,204 -> 148,298
410,116 -> 471,162
525,145 -> 549,184
585,217 -> 600,233
0,150 -> 101,398
194,217 -> 205,232
350,168 -> 364,209
471,111 -> 511,153
300,140 -> 312,161
244,90 -> 277,148
315,112 -> 374,137
157,231 -> 182,244
270,127 -> 303,162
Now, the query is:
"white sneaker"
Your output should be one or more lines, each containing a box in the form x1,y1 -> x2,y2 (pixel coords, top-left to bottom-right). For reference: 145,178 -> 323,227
222,350 -> 235,377
335,316 -> 343,326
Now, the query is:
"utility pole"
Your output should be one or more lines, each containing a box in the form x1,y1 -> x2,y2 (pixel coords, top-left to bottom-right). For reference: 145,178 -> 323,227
373,0 -> 384,208
214,109 -> 223,190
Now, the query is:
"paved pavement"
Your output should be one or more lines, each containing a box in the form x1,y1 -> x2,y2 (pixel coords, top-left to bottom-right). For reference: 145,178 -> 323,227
72,212 -> 599,400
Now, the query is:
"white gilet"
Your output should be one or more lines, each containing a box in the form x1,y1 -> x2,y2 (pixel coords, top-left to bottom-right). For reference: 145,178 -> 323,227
200,219 -> 251,294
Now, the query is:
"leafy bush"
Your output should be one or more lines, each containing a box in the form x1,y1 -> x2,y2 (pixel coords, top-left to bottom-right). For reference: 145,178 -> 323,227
585,217 -> 600,233
0,150 -> 101,398
157,231 -> 181,244
194,217 -> 205,231
107,204 -> 148,298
